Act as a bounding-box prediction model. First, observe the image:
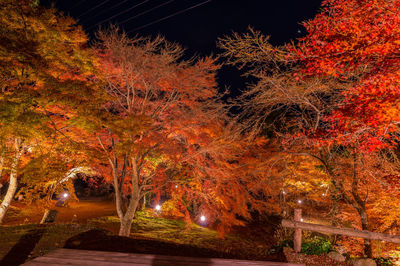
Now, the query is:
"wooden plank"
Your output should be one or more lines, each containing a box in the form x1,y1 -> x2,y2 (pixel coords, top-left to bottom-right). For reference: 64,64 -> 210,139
293,209 -> 302,253
25,256 -> 137,266
23,249 -> 305,266
282,219 -> 400,244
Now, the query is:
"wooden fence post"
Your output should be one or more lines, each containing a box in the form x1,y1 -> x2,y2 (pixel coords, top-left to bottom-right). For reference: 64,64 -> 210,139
282,219 -> 400,244
294,208 -> 302,253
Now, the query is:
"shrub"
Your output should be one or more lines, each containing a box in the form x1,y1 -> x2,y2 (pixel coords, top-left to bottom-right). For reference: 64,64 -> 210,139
301,236 -> 333,255
374,257 -> 393,266
269,233 -> 333,256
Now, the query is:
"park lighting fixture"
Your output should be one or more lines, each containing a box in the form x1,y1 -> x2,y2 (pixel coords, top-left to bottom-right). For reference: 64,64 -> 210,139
63,193 -> 68,198
155,204 -> 161,211
297,199 -> 302,204
200,215 -> 206,222
282,190 -> 286,195
300,218 -> 304,222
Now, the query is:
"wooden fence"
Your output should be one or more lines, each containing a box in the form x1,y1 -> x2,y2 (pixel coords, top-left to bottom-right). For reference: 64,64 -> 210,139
282,209 -> 400,252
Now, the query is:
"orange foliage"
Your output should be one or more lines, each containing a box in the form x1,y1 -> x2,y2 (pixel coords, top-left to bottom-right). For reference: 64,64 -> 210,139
293,0 -> 400,151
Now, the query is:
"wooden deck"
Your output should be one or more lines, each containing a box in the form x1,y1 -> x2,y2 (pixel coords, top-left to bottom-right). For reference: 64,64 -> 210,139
23,249 -> 305,266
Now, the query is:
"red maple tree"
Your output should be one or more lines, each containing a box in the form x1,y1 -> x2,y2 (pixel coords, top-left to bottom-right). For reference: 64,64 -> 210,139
293,0 -> 400,150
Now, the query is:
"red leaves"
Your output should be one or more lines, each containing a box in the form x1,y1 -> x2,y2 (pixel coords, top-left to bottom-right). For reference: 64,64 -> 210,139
290,0 -> 400,151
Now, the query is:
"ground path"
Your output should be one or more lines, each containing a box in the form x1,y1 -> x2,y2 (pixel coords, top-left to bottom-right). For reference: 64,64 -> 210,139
4,199 -> 117,225
23,249 -> 304,266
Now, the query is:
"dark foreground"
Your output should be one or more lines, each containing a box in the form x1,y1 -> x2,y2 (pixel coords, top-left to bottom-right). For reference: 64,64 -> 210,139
1,202 -> 285,265
22,248 -> 304,266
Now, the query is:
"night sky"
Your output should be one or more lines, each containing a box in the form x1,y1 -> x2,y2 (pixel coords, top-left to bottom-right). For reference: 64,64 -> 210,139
42,0 -> 322,94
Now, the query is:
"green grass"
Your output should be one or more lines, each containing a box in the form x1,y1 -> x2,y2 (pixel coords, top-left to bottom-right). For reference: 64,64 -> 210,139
88,210 -> 275,259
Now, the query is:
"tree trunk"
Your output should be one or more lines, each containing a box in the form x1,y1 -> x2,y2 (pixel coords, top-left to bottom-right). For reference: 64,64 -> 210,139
0,150 -> 4,180
350,154 -> 372,258
119,217 -> 133,237
0,140 -> 23,224
47,183 -> 56,202
109,156 -> 139,237
142,195 -> 146,210
358,207 -> 372,257
116,156 -> 141,237
118,196 -> 139,237
0,150 -> 4,192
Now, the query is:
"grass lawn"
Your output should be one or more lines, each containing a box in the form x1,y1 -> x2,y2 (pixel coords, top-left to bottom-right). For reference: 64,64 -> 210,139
0,223 -> 96,265
88,210 -> 279,260
0,208 -> 282,265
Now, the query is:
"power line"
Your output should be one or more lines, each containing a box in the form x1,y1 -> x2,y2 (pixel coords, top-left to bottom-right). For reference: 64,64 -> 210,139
77,0 -> 113,19
70,0 -> 89,11
81,0 -> 131,23
87,0 -> 150,30
127,0 -> 212,33
118,0 -> 175,26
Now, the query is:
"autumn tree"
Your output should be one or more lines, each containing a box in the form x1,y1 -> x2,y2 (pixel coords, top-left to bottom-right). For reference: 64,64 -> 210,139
219,0 -> 400,255
0,0 -> 100,223
89,27 -> 281,236
17,141 -> 95,204
287,0 -> 400,255
163,111 -> 282,234
90,28 -> 224,236
292,0 -> 400,151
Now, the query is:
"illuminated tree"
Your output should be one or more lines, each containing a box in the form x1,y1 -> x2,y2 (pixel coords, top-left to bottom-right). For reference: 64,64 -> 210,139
90,28 -> 281,236
219,0 -> 400,255
287,0 -> 400,255
165,116 -> 281,234
90,28 -> 224,236
292,0 -> 400,151
0,0 -> 100,223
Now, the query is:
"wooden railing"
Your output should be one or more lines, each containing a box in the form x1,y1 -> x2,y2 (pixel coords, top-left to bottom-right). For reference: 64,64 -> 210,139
282,209 -> 400,252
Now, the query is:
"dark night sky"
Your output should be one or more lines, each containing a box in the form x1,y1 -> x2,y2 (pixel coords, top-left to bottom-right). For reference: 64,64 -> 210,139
42,0 -> 322,94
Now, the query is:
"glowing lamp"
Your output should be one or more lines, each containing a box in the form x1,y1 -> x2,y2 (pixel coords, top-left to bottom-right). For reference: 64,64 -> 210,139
300,218 -> 304,222
63,193 -> 68,198
155,204 -> 161,211
297,199 -> 302,204
200,215 -> 206,222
